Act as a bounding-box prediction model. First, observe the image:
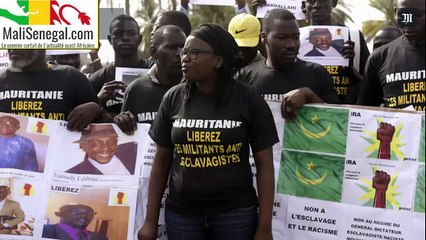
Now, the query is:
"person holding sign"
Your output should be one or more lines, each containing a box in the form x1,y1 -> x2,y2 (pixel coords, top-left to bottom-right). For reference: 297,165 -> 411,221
0,115 -> 38,172
115,25 -> 187,134
303,0 -> 370,104
0,50 -> 102,131
0,178 -> 25,235
305,28 -> 343,57
240,9 -> 340,120
42,204 -> 108,240
358,0 -> 425,111
89,14 -> 150,121
66,124 -> 137,175
139,24 -> 278,240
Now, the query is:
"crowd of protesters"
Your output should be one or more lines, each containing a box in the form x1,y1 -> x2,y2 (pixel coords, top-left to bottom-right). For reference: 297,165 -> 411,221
0,0 -> 424,239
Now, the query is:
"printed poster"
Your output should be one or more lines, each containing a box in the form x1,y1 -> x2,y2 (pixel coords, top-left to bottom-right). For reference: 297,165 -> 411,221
49,123 -> 142,186
283,106 -> 349,155
418,115 -> 425,163
343,205 -> 414,240
190,0 -> 234,6
414,164 -> 425,213
342,158 -> 417,211
38,185 -> 137,240
298,26 -> 349,66
114,67 -> 149,101
256,0 -> 305,19
0,177 -> 47,239
277,150 -> 345,202
346,108 -> 422,161
0,113 -> 57,179
285,196 -> 347,240
0,50 -> 10,69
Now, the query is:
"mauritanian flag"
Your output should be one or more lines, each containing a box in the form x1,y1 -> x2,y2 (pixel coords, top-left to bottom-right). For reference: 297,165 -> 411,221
0,0 -> 90,25
419,115 -> 425,163
277,150 -> 345,202
283,106 -> 349,155
414,165 -> 425,213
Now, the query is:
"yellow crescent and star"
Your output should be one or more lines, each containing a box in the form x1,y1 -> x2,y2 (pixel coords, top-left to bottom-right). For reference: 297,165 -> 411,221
300,114 -> 331,139
296,161 -> 328,185
295,114 -> 329,185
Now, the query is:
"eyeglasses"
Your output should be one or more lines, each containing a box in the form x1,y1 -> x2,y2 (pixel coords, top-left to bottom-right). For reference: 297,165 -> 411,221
178,48 -> 215,61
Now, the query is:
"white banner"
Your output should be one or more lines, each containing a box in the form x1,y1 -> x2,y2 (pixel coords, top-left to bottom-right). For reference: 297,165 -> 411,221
256,0 -> 305,19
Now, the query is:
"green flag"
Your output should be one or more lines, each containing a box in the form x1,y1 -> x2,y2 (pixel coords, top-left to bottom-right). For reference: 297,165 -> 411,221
283,106 -> 349,155
419,115 -> 425,163
414,165 -> 425,213
277,150 -> 345,202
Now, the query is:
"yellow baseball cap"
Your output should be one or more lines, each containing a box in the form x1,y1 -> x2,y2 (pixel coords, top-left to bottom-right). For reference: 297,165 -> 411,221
228,14 -> 260,47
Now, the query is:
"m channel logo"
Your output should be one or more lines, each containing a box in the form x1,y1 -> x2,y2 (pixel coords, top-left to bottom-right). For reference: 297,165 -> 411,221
0,0 -> 99,49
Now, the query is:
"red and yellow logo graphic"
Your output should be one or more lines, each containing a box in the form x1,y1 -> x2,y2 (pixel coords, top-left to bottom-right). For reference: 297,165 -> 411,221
31,120 -> 48,134
115,191 -> 127,205
21,183 -> 34,196
0,0 -> 91,25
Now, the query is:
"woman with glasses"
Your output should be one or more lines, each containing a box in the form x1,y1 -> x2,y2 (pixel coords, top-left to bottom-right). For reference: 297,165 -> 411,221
139,23 -> 278,240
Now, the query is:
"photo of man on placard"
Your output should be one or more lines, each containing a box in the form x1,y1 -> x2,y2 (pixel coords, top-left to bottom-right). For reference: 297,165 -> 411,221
0,115 -> 38,172
305,28 -> 343,57
42,203 -> 108,240
66,124 -> 137,175
0,178 -> 25,235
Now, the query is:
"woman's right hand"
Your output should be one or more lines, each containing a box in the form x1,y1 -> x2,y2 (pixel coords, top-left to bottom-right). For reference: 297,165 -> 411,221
138,222 -> 158,240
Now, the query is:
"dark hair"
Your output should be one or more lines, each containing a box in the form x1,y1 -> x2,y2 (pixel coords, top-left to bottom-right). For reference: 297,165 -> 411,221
156,11 -> 192,36
263,9 -> 296,34
109,14 -> 140,34
152,25 -> 185,48
182,23 -> 244,109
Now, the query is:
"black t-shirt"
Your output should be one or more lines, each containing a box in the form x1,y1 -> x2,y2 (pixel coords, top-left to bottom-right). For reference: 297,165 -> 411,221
149,81 -> 279,214
0,65 -> 98,120
89,59 -> 150,114
324,66 -> 361,104
122,75 -> 173,123
240,59 -> 340,104
358,36 -> 425,111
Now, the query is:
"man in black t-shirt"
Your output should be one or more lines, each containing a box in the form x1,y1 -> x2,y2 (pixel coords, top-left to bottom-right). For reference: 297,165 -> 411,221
240,9 -> 339,120
0,50 -> 101,131
303,0 -> 370,104
114,25 -> 186,134
373,26 -> 402,50
89,14 -> 149,120
358,0 -> 425,111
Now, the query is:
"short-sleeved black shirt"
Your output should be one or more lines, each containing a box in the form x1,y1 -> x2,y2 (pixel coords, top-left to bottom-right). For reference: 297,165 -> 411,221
0,65 -> 98,120
89,59 -> 150,114
149,81 -> 279,214
121,75 -> 173,123
241,59 -> 340,104
358,36 -> 425,111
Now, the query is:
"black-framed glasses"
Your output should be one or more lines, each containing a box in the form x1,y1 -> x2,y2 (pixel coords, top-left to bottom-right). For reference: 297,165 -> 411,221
179,48 -> 215,61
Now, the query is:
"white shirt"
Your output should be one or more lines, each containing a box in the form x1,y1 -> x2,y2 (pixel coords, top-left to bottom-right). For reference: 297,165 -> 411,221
317,46 -> 342,57
88,156 -> 131,175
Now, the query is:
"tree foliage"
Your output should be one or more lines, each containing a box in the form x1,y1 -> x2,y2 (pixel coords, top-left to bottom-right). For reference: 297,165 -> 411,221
362,0 -> 396,42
